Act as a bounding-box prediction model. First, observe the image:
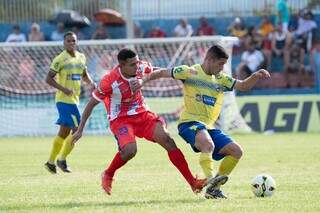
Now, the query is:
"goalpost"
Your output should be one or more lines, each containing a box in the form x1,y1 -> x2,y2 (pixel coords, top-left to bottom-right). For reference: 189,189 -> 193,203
0,36 -> 251,136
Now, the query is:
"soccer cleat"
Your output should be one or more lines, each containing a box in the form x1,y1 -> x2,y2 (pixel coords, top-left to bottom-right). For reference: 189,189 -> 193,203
206,175 -> 228,191
44,162 -> 57,174
191,176 -> 208,193
101,171 -> 113,195
57,159 -> 72,173
205,189 -> 227,199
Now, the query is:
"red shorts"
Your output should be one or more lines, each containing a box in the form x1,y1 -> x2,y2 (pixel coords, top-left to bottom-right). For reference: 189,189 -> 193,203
110,111 -> 165,149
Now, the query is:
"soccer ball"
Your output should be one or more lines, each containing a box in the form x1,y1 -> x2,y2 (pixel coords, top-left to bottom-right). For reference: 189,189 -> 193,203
251,174 -> 276,197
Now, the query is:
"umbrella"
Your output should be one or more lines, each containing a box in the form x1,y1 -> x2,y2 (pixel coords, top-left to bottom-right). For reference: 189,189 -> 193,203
94,8 -> 125,26
49,9 -> 91,28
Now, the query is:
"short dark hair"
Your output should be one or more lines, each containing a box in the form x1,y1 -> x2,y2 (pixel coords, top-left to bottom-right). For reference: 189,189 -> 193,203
207,44 -> 229,59
117,48 -> 137,62
64,31 -> 76,39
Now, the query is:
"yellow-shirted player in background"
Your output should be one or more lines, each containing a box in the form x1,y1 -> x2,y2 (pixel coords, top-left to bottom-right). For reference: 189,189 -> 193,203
130,44 -> 270,199
44,31 -> 96,174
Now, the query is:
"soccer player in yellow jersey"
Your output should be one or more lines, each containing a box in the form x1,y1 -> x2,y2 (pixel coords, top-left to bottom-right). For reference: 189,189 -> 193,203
130,44 -> 270,199
44,31 -> 96,174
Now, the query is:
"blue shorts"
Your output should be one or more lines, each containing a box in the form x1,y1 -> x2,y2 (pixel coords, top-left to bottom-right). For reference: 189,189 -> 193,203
178,121 -> 233,160
56,102 -> 80,128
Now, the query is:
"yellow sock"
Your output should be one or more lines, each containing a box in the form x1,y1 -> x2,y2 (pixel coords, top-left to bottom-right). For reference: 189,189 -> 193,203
59,134 -> 74,160
48,136 -> 65,163
218,156 -> 239,176
199,153 -> 214,178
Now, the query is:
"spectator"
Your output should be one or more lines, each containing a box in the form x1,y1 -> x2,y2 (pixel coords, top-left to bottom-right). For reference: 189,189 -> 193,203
28,23 -> 44,41
264,23 -> 292,69
293,10 -> 317,52
134,21 -> 144,38
173,18 -> 193,37
236,41 -> 265,80
258,16 -> 275,57
245,26 -> 264,50
197,17 -> 215,36
50,22 -> 65,41
5,25 -> 27,43
310,40 -> 320,75
275,0 -> 290,32
72,26 -> 86,40
284,41 -> 305,87
91,25 -> 109,40
227,17 -> 247,46
148,25 -> 166,38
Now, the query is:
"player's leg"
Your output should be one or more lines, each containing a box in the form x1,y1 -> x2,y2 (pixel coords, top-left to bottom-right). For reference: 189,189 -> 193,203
178,122 -> 214,178
146,119 -> 207,193
102,122 -> 136,195
217,142 -> 243,176
57,104 -> 81,172
205,129 -> 243,199
45,125 -> 70,174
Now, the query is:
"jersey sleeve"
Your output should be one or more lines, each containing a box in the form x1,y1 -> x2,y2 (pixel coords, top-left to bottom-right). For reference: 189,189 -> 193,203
92,75 -> 112,102
138,61 -> 153,74
217,72 -> 237,91
171,65 -> 191,80
50,55 -> 62,73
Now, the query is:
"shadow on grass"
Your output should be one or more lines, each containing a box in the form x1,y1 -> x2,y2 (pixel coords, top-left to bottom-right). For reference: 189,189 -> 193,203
1,198 -> 206,211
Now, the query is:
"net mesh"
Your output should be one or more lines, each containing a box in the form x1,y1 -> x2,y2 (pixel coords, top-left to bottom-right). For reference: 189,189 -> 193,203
0,36 -> 251,136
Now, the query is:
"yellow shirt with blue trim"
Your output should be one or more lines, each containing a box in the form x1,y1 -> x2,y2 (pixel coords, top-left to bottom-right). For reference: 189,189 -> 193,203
172,64 -> 236,129
50,50 -> 87,105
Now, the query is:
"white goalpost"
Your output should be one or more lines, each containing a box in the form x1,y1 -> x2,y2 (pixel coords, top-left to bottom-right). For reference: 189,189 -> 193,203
0,36 -> 251,136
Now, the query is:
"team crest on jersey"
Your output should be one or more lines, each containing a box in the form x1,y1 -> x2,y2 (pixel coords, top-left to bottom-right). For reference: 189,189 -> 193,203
54,62 -> 59,70
119,126 -> 129,135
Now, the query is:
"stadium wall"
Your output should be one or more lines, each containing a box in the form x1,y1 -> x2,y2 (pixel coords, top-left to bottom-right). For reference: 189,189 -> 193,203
236,95 -> 320,132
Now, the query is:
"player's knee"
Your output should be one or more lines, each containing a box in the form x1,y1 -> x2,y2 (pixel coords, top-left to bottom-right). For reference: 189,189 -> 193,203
164,136 -> 178,150
232,143 -> 243,159
195,140 -> 214,153
121,144 -> 137,160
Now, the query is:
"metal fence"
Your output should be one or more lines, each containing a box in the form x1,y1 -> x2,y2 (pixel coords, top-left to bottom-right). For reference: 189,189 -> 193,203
0,0 -> 318,23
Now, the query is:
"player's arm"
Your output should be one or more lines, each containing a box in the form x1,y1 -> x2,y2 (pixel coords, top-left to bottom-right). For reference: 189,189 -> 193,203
46,70 -> 73,96
234,69 -> 271,91
72,97 -> 100,144
82,68 -> 97,90
129,68 -> 172,93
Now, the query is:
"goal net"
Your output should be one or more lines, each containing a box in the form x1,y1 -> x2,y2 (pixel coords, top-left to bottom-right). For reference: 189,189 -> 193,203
0,36 -> 251,136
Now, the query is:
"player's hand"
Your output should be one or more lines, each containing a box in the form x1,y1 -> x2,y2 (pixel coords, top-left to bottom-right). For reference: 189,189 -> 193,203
72,130 -> 82,145
63,88 -> 74,96
255,69 -> 271,79
129,78 -> 143,94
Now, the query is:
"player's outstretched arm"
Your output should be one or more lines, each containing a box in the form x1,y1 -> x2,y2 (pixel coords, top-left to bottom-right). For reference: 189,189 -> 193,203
234,69 -> 271,91
72,97 -> 100,144
130,68 -> 172,93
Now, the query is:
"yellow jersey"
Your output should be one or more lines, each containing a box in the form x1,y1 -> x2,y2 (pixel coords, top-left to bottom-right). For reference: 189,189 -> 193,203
172,64 -> 236,129
50,50 -> 87,105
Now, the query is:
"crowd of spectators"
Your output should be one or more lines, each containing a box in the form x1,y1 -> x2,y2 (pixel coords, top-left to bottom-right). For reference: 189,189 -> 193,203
2,0 -> 319,90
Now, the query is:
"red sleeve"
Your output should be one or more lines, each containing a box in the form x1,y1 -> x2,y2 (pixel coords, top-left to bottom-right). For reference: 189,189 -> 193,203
139,61 -> 153,74
92,74 -> 112,102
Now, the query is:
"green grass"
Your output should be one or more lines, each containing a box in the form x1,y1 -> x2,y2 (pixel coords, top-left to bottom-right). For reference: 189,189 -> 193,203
0,133 -> 320,213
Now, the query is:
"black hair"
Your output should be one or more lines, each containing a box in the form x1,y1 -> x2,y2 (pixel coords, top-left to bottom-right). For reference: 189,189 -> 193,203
207,44 -> 229,59
64,31 -> 76,39
117,48 -> 137,62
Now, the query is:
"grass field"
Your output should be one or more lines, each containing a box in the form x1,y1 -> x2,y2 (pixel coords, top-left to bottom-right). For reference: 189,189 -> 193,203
0,133 -> 320,213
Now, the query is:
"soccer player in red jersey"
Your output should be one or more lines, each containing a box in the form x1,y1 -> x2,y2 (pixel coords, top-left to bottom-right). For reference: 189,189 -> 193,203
72,48 -> 208,195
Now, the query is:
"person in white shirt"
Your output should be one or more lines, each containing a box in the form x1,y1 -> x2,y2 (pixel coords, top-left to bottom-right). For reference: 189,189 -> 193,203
173,18 -> 193,37
50,22 -> 65,41
5,25 -> 27,43
236,41 -> 265,80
